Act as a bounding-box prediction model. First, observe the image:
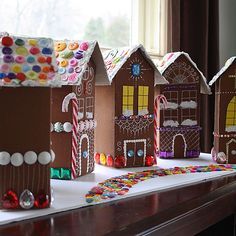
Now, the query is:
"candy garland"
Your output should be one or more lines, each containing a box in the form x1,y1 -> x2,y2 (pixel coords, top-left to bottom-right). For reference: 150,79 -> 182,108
85,164 -> 236,203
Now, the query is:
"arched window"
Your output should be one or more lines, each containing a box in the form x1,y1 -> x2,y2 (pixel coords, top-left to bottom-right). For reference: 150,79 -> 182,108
226,96 -> 236,132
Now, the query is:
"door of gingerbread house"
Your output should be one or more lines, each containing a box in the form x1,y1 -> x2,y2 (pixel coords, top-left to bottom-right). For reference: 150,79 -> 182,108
173,134 -> 186,158
79,133 -> 91,175
226,139 -> 236,164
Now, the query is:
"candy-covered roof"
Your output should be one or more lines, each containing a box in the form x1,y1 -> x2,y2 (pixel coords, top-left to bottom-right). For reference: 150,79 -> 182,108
103,44 -> 168,85
0,32 -> 60,87
157,52 -> 211,94
55,40 -> 108,86
209,57 -> 236,86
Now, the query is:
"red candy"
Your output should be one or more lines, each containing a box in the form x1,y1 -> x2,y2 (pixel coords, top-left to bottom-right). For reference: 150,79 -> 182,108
2,36 -> 13,46
46,57 -> 52,64
1,190 -> 19,209
16,73 -> 26,82
34,192 -> 49,209
94,153 -> 100,164
145,155 -> 155,167
106,155 -> 114,167
114,156 -> 125,168
30,47 -> 40,55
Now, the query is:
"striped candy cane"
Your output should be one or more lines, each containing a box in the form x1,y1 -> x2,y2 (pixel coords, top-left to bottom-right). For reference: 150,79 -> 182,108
154,95 -> 168,162
62,93 -> 78,179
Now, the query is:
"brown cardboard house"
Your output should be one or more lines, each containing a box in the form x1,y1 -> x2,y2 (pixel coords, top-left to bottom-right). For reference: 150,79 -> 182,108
155,52 -> 211,159
95,45 -> 167,168
0,33 -> 59,210
209,57 -> 236,164
51,40 -> 108,179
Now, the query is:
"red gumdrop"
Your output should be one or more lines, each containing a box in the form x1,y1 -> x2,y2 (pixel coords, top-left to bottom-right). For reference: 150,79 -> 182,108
34,192 -> 50,209
145,155 -> 155,167
106,155 -> 114,167
1,190 -> 19,209
94,153 -> 100,164
114,156 -> 125,168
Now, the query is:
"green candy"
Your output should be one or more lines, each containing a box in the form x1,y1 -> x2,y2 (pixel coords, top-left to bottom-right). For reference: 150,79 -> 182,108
60,50 -> 74,59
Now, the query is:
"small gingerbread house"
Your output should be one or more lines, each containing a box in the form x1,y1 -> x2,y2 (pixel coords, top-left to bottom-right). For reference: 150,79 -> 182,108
51,40 -> 108,180
155,52 -> 211,159
95,45 -> 167,168
0,33 -> 59,210
209,57 -> 236,164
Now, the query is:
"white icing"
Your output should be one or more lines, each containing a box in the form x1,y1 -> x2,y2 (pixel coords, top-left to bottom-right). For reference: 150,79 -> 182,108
38,152 -> 51,165
11,153 -> 24,167
85,120 -> 90,130
165,102 -> 178,110
63,122 -> 73,132
50,123 -> 54,132
138,109 -> 149,116
51,149 -> 55,162
180,101 -> 197,109
24,151 -> 37,165
226,126 -> 236,132
86,112 -> 93,119
78,112 -> 84,120
163,120 -> 179,127
181,119 -> 197,126
123,109 -> 133,116
0,152 -> 10,165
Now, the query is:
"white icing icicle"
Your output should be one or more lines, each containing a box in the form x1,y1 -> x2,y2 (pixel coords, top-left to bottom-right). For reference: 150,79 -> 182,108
163,120 -> 179,127
180,101 -> 197,109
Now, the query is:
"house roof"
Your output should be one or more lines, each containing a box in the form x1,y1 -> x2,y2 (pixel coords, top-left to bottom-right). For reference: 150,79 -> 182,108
0,32 -> 60,87
209,57 -> 236,86
157,52 -> 211,94
55,40 -> 109,86
103,44 -> 168,85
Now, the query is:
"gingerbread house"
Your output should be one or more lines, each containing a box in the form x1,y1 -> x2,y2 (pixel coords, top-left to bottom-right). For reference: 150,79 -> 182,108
0,33 -> 59,210
95,45 -> 167,168
155,52 -> 211,159
209,57 -> 236,164
51,40 -> 108,180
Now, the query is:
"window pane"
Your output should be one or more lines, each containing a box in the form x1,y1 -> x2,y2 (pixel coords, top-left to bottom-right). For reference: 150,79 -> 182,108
0,0 -> 131,48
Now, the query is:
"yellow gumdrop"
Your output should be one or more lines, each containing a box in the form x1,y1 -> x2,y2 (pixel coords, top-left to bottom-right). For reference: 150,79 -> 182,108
12,64 -> 22,73
100,153 -> 106,165
28,39 -> 37,46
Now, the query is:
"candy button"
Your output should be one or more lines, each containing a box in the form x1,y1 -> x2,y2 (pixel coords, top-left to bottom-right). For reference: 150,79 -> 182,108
16,73 -> 26,81
74,50 -> 83,59
2,47 -> 13,55
54,42 -> 67,52
15,38 -> 25,46
12,64 -> 22,73
38,56 -> 46,63
26,70 -> 38,80
28,39 -> 37,46
60,50 -> 73,59
32,65 -> 41,73
8,73 -> 16,79
42,66 -> 50,73
45,57 -> 51,64
3,77 -> 11,83
3,55 -> 14,63
75,66 -> 82,73
127,150 -> 134,158
16,46 -> 28,56
27,56 -> 35,63
0,73 -> 6,79
60,60 -> 68,67
80,42 -> 89,51
58,67 -> 66,75
68,67 -> 74,73
39,73 -> 47,80
69,59 -> 78,67
22,64 -> 31,72
38,38 -> 49,47
42,48 -> 53,55
2,36 -> 13,46
30,47 -> 40,55
15,55 -> 25,64
68,42 -> 79,50
1,64 -> 10,72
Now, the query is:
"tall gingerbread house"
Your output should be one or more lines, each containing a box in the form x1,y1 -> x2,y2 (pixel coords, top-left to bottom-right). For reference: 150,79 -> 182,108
209,57 -> 236,164
155,52 -> 211,159
51,40 -> 108,180
95,45 -> 167,168
0,33 -> 59,210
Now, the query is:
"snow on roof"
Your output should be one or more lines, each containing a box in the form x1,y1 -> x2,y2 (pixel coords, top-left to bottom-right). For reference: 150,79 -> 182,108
103,44 -> 168,85
55,40 -> 109,86
157,52 -> 211,94
209,57 -> 236,86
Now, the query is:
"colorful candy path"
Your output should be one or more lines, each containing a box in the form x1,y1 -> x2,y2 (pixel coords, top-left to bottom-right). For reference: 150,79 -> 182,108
85,164 -> 236,203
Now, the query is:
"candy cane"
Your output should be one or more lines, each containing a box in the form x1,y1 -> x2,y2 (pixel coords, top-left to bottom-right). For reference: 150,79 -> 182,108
62,93 -> 78,179
154,95 -> 168,162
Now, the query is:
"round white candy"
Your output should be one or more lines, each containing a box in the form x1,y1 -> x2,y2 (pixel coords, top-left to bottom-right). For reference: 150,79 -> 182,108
63,122 -> 73,132
51,149 -> 55,162
38,151 -> 51,165
0,151 -> 10,165
24,151 -> 37,165
11,153 -> 24,167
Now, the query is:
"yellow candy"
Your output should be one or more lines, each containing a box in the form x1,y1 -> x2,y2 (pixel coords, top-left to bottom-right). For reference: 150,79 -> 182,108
12,64 -> 21,73
54,42 -> 67,52
28,39 -> 37,46
26,70 -> 38,80
60,60 -> 68,67
100,153 -> 106,165
16,46 -> 28,56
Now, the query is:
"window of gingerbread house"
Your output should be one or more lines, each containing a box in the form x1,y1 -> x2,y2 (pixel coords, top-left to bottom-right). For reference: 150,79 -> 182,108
86,97 -> 94,119
138,86 -> 149,115
226,96 -> 236,132
122,86 -> 134,116
78,98 -> 84,120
